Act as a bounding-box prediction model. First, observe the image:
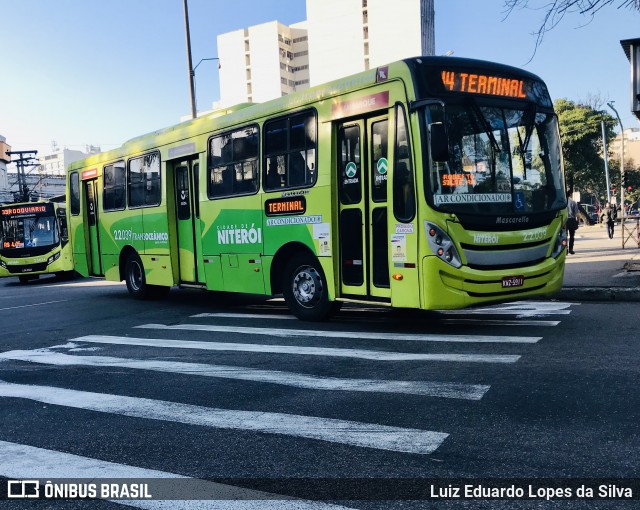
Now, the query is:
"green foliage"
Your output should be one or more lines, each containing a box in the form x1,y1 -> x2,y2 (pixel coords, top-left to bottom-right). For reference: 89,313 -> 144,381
555,98 -> 617,197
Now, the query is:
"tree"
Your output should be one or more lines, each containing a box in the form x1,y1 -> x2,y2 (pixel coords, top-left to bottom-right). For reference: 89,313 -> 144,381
504,1 -> 640,57
555,98 -> 617,197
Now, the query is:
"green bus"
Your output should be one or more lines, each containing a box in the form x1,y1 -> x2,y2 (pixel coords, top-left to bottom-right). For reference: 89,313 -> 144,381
0,199 -> 74,283
67,57 -> 567,320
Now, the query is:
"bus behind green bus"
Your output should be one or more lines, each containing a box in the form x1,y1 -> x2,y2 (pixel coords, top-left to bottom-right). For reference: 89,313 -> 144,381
0,200 -> 74,283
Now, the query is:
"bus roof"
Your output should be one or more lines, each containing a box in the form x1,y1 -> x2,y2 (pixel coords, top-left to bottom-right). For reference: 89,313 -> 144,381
67,56 -> 550,172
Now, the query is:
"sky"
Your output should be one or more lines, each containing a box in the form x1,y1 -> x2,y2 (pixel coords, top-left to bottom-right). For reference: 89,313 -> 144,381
2,0 -> 639,162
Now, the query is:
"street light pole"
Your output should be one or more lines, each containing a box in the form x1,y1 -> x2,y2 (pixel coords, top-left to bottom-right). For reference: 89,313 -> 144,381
183,0 -> 197,119
191,57 -> 220,115
601,120 -> 612,204
607,101 -> 626,247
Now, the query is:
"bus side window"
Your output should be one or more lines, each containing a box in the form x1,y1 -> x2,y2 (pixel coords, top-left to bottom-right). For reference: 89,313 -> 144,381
263,110 -> 317,191
208,125 -> 259,198
128,152 -> 161,208
103,161 -> 126,211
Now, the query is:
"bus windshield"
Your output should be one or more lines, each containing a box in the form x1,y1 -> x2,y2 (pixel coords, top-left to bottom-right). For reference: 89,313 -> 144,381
1,204 -> 60,251
425,100 -> 565,216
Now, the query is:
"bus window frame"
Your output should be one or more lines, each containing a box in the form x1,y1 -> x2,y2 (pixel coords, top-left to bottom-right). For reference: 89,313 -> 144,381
262,108 -> 318,193
70,172 -> 80,216
206,123 -> 261,200
102,159 -> 127,213
392,102 -> 417,223
127,151 -> 162,209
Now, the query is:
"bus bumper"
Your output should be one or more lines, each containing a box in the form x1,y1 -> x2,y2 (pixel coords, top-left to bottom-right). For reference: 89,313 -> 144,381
421,253 -> 566,310
0,251 -> 74,278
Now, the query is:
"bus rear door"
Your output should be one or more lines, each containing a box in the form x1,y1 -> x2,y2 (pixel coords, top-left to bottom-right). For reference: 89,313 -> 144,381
337,115 -> 391,301
172,157 -> 204,284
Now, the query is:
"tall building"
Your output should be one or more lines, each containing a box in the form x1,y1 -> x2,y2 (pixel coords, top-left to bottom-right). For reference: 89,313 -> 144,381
217,20 -> 309,106
306,0 -> 434,86
216,0 -> 434,108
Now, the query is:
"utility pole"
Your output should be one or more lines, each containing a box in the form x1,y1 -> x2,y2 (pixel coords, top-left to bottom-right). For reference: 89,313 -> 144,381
7,150 -> 38,203
183,0 -> 197,119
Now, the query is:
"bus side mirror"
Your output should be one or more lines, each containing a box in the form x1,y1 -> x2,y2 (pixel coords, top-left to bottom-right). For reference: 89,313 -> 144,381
430,122 -> 449,162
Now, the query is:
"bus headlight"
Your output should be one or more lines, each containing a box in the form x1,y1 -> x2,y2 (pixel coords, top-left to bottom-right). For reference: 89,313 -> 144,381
47,252 -> 61,265
0,260 -> 6,269
551,227 -> 567,258
425,221 -> 462,268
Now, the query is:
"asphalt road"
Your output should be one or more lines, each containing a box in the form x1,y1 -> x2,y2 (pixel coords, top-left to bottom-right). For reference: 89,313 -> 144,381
0,274 -> 638,509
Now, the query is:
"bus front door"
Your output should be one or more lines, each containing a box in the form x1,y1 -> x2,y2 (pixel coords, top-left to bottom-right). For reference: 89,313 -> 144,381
84,179 -> 102,276
337,116 -> 391,301
173,157 -> 203,284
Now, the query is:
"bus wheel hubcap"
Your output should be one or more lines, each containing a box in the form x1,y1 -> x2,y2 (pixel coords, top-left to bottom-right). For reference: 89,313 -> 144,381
130,262 -> 142,291
293,266 -> 322,306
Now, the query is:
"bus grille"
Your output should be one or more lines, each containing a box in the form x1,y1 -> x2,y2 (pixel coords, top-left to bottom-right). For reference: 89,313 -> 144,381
461,241 -> 551,270
6,262 -> 48,274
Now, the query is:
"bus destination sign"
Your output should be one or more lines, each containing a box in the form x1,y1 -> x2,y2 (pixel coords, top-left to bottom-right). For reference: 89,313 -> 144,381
441,70 -> 528,99
265,196 -> 307,216
1,205 -> 47,217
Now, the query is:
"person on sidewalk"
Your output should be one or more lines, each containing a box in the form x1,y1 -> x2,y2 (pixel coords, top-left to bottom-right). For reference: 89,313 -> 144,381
566,190 -> 579,254
600,202 -> 617,239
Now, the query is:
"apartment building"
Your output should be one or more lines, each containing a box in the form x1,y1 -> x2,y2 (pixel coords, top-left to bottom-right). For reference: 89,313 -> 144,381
216,0 -> 434,107
218,20 -> 309,106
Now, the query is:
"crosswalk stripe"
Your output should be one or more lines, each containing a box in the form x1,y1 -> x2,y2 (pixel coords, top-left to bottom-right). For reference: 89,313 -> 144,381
70,335 -> 521,364
194,312 -> 559,327
0,440 -> 355,509
136,323 -> 541,344
439,308 -> 571,317
438,318 -> 560,327
193,313 -> 297,320
0,379 -> 448,455
0,348 -> 490,400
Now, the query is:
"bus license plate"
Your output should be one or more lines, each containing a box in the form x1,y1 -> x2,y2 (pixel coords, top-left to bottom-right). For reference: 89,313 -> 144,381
502,275 -> 524,288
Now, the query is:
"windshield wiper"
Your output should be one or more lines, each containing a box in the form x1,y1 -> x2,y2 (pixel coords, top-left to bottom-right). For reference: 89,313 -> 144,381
515,104 -> 537,180
466,98 -> 501,154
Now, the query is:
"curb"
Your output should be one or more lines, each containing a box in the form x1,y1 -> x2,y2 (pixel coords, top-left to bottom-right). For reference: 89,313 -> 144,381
559,286 -> 640,302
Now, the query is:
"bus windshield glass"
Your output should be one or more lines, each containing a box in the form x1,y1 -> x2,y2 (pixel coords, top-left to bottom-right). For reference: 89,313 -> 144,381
0,204 -> 60,251
425,100 -> 565,215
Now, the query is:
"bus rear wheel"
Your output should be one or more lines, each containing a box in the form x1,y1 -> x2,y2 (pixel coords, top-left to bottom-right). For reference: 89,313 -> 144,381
125,253 -> 169,300
283,254 -> 334,322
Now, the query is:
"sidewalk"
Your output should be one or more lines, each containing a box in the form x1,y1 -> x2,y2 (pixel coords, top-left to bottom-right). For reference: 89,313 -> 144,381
558,221 -> 640,302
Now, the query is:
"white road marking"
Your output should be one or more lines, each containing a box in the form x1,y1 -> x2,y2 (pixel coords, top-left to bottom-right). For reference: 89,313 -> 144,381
136,323 -> 540,344
0,348 -> 489,400
440,308 -> 572,317
0,299 -> 67,312
70,335 -> 521,364
193,313 -> 297,320
0,380 -> 447,455
0,440 -> 355,509
438,318 -> 560,327
203,312 -> 559,327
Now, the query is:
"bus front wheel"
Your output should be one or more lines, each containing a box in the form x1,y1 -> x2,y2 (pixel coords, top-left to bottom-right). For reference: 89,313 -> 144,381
125,253 -> 169,300
283,254 -> 334,322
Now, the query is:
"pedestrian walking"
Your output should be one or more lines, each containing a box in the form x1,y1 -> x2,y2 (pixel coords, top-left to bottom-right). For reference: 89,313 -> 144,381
600,202 -> 617,239
566,190 -> 579,254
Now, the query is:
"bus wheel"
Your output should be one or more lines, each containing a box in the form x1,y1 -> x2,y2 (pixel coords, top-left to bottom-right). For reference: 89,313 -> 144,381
283,254 -> 333,322
125,253 -> 169,300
